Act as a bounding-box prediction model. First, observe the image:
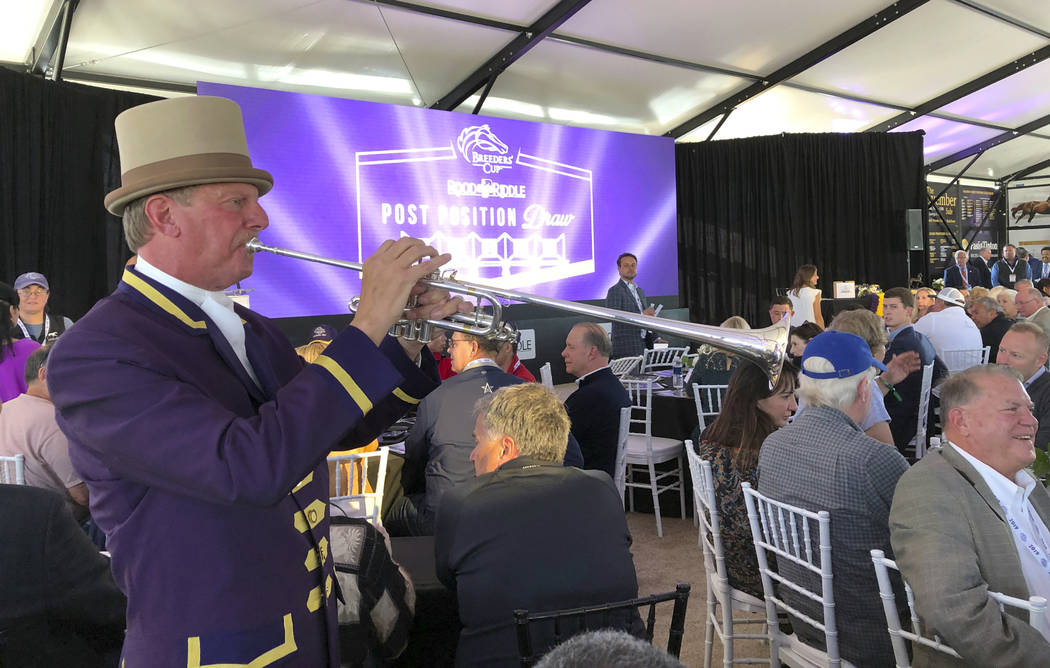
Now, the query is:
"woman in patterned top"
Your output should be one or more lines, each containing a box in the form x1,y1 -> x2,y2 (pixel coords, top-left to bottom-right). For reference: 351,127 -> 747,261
696,359 -> 799,598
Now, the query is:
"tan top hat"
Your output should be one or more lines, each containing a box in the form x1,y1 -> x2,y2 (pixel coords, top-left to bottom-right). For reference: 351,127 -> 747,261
104,96 -> 273,215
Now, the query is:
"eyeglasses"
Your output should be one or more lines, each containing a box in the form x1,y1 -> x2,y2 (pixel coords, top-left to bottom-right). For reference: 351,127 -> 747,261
17,288 -> 48,297
448,338 -> 470,348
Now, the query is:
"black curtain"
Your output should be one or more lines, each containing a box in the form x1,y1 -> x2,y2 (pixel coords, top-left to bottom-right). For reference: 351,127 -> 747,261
676,132 -> 925,327
0,68 -> 159,320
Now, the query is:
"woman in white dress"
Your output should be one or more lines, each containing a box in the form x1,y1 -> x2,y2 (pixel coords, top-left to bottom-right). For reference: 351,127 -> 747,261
788,264 -> 824,328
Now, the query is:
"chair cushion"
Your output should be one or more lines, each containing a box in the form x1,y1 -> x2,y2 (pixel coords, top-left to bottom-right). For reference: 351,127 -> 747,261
625,435 -> 683,464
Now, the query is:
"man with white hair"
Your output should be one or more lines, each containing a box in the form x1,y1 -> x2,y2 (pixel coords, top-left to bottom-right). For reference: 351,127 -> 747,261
944,249 -> 973,289
759,331 -> 909,666
913,287 -> 982,362
890,365 -> 1050,664
1016,285 -> 1050,335
436,384 -> 641,665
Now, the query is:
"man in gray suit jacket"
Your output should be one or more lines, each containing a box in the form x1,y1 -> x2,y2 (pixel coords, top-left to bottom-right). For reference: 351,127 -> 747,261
605,253 -> 656,359
890,365 -> 1050,666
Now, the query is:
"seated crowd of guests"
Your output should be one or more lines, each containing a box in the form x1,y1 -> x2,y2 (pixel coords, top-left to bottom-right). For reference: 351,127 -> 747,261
698,278 -> 1050,665
7,256 -> 1050,667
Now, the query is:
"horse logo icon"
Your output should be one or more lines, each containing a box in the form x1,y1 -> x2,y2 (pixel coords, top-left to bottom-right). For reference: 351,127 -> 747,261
456,125 -> 514,174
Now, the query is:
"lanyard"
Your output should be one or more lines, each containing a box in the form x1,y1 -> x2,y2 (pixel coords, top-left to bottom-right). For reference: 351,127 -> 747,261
1000,502 -> 1050,579
16,314 -> 49,343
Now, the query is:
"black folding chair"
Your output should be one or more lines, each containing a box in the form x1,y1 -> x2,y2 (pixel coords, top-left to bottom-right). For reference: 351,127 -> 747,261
513,583 -> 691,667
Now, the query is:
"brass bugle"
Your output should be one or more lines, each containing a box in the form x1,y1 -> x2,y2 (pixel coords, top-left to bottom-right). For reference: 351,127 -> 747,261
246,238 -> 789,385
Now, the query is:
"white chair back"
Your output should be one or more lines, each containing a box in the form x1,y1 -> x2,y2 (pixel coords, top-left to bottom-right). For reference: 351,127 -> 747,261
621,378 -> 655,450
870,549 -> 960,666
0,454 -> 25,485
692,383 -> 729,432
742,482 -> 842,667
988,591 -> 1049,643
620,378 -> 685,538
870,550 -> 1050,665
641,346 -> 689,372
908,363 -> 935,459
980,345 -> 991,364
686,444 -> 769,667
328,447 -> 389,526
540,362 -> 554,388
941,348 -> 984,374
610,355 -> 641,377
613,406 -> 631,503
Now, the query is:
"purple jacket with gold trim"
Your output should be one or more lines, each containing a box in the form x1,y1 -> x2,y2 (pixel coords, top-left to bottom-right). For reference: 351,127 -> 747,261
47,266 -> 435,667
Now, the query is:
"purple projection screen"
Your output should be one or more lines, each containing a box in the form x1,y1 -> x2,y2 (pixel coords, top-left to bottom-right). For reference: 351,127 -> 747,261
198,82 -> 678,318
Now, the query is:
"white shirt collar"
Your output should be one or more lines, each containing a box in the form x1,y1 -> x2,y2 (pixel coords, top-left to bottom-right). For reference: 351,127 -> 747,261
948,441 -> 1037,511
134,257 -> 259,386
574,364 -> 610,385
134,256 -> 235,313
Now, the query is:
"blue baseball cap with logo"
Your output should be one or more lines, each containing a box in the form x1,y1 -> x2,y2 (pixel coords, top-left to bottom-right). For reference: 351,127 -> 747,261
801,331 -> 887,379
14,272 -> 49,291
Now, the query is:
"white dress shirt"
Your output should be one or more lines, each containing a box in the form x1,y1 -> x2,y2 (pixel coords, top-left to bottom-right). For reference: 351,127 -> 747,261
912,306 -> 983,363
949,442 -> 1050,640
135,256 -> 260,388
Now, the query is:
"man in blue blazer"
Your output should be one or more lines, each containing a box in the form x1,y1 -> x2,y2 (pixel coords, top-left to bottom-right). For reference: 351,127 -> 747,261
881,288 -> 948,456
47,96 -> 463,667
943,250 -> 975,289
562,323 -> 631,477
605,253 -> 656,359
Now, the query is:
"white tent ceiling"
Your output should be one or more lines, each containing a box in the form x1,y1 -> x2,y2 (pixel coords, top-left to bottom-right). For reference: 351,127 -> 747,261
5,0 -> 1050,181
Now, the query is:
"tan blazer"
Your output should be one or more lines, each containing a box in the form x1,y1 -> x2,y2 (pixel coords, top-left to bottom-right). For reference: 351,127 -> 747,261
1028,305 -> 1050,338
890,444 -> 1050,667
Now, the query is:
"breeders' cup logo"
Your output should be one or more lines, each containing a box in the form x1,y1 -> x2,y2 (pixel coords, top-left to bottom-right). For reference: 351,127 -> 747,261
457,125 -> 514,174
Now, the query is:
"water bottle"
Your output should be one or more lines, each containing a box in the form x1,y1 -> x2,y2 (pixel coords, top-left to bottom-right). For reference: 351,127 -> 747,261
672,356 -> 683,390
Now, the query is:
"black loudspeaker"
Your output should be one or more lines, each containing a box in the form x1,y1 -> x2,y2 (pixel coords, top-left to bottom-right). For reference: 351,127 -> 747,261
906,209 -> 923,250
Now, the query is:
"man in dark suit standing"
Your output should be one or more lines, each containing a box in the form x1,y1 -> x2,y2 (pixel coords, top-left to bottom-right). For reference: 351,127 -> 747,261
562,323 -> 631,477
943,250 -> 974,289
880,288 -> 947,455
605,253 -> 655,359
971,247 -> 993,289
968,296 -> 1014,363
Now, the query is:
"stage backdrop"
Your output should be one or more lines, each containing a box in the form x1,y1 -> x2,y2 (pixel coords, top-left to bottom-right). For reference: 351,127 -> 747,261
198,82 -> 678,319
676,132 -> 925,328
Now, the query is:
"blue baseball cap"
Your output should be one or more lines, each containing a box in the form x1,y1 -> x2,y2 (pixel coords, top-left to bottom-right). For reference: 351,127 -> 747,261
14,272 -> 49,291
801,331 -> 887,379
